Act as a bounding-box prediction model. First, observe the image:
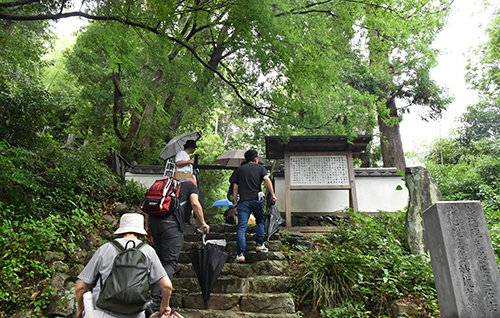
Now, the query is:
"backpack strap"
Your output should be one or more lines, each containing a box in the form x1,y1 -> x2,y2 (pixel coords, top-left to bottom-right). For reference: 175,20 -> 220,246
109,239 -> 126,252
178,180 -> 191,207
113,239 -> 148,250
135,241 -> 146,250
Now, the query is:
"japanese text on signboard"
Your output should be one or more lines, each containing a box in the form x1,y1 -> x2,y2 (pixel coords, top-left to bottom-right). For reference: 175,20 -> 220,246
290,155 -> 349,186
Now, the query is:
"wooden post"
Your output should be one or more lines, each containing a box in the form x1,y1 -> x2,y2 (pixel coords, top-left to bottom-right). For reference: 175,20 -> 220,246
346,152 -> 359,212
284,152 -> 292,228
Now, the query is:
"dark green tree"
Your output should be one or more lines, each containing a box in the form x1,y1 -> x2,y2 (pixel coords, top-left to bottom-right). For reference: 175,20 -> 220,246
1,0 -> 452,167
0,17 -> 56,147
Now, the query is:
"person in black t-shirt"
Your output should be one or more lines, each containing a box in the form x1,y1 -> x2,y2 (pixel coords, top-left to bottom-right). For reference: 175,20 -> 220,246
232,150 -> 277,263
146,178 -> 210,314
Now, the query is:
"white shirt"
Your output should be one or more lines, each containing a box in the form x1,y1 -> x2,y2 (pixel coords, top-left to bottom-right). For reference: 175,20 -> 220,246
175,150 -> 192,173
78,238 -> 166,318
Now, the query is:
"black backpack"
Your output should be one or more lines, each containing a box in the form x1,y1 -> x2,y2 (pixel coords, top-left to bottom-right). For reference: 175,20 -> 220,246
96,240 -> 150,315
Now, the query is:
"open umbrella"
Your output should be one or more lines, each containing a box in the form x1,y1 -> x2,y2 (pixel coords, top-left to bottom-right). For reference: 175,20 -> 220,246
215,149 -> 245,167
211,198 -> 234,208
159,132 -> 201,160
189,234 -> 228,309
264,204 -> 285,242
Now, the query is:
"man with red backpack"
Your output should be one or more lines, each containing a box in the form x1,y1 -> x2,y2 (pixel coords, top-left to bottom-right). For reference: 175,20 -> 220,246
145,177 -> 210,315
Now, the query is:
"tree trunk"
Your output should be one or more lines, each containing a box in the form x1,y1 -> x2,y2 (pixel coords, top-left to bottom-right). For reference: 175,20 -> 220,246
92,103 -> 106,139
138,97 -> 155,149
378,96 -> 406,171
112,69 -> 126,141
170,109 -> 183,137
120,105 -> 142,157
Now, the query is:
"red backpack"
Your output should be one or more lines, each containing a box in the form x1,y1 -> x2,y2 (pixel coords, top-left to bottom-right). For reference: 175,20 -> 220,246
141,178 -> 181,216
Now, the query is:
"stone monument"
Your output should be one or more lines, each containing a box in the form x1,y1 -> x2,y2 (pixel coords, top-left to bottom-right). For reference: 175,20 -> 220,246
423,201 -> 500,318
405,166 -> 443,254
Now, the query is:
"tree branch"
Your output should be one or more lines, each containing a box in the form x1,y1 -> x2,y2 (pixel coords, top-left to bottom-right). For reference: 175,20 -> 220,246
0,7 -> 272,119
0,0 -> 39,8
276,9 -> 338,18
0,10 -> 160,33
275,0 -> 406,19
303,113 -> 344,130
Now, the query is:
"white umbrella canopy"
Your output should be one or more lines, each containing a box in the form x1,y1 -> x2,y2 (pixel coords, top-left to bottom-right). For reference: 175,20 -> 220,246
159,131 -> 201,160
215,149 -> 245,167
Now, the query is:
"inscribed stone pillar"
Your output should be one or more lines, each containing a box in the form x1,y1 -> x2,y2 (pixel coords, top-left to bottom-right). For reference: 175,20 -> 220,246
405,166 -> 443,254
423,201 -> 500,318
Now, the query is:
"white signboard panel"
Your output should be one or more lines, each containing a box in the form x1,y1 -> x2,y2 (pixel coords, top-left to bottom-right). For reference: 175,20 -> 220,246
290,155 -> 349,186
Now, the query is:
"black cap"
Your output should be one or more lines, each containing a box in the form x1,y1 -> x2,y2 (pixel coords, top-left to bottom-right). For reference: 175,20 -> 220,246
184,140 -> 198,149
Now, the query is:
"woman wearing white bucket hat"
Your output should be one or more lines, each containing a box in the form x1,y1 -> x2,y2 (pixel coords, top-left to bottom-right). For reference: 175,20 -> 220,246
75,213 -> 172,318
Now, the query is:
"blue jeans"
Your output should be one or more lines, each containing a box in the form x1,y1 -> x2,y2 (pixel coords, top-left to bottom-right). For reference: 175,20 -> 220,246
237,200 -> 265,255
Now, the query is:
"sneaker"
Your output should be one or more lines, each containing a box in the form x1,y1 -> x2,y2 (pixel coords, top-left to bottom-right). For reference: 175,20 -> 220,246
255,244 -> 268,253
235,254 -> 245,263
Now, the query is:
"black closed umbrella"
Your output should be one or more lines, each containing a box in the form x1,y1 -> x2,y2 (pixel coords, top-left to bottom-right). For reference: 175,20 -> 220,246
189,234 -> 228,309
264,204 -> 285,242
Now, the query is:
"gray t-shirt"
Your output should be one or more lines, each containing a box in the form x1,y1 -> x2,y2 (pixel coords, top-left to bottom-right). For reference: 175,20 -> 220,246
78,238 -> 166,318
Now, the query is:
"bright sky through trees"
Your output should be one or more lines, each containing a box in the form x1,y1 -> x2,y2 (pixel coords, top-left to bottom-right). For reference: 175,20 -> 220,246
50,0 -> 497,161
401,0 -> 498,160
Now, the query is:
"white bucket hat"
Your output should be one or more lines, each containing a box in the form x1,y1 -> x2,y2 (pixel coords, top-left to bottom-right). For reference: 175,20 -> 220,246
114,213 -> 148,236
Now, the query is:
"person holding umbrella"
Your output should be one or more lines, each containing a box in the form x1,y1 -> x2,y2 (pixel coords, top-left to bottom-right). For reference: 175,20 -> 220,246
174,139 -> 197,180
232,150 -> 277,263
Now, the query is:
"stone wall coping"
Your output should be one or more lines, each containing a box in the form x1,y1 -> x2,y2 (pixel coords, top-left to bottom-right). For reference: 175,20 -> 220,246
126,165 -> 406,177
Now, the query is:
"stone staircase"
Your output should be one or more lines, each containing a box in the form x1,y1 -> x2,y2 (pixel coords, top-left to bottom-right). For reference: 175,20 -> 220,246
170,224 -> 298,317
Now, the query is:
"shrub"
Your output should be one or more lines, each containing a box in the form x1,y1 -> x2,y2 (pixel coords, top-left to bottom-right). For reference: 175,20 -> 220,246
425,137 -> 500,265
286,212 -> 439,317
0,141 -> 144,315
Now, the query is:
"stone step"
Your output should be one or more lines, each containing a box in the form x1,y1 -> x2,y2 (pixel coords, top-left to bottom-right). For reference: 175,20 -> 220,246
182,240 -> 283,253
170,293 -> 296,314
183,232 -> 279,243
174,260 -> 288,278
174,308 -> 299,318
172,276 -> 292,294
185,224 -> 248,234
179,250 -> 285,264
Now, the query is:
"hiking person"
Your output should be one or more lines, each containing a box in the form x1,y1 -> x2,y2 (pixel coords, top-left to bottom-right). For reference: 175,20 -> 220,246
232,150 -> 277,263
75,213 -> 172,318
226,161 -> 246,202
173,139 -> 197,180
146,178 -> 210,314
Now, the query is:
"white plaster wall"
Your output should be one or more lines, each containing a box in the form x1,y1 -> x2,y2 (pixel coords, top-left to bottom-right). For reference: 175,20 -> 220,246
125,173 -> 159,189
126,172 -> 409,213
275,176 -> 408,213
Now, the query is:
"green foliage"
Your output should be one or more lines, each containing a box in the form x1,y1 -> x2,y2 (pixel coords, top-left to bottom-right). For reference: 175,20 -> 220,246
321,301 -> 372,318
457,102 -> 500,146
0,19 -> 59,148
195,134 -> 232,223
466,10 -> 500,98
3,1 -> 454,167
286,212 -> 438,317
0,71 -> 57,148
425,10 -> 500,258
425,136 -> 500,265
0,141 -> 144,315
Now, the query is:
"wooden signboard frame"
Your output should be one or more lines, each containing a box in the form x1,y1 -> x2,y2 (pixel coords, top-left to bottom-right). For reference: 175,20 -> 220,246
284,151 -> 358,232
